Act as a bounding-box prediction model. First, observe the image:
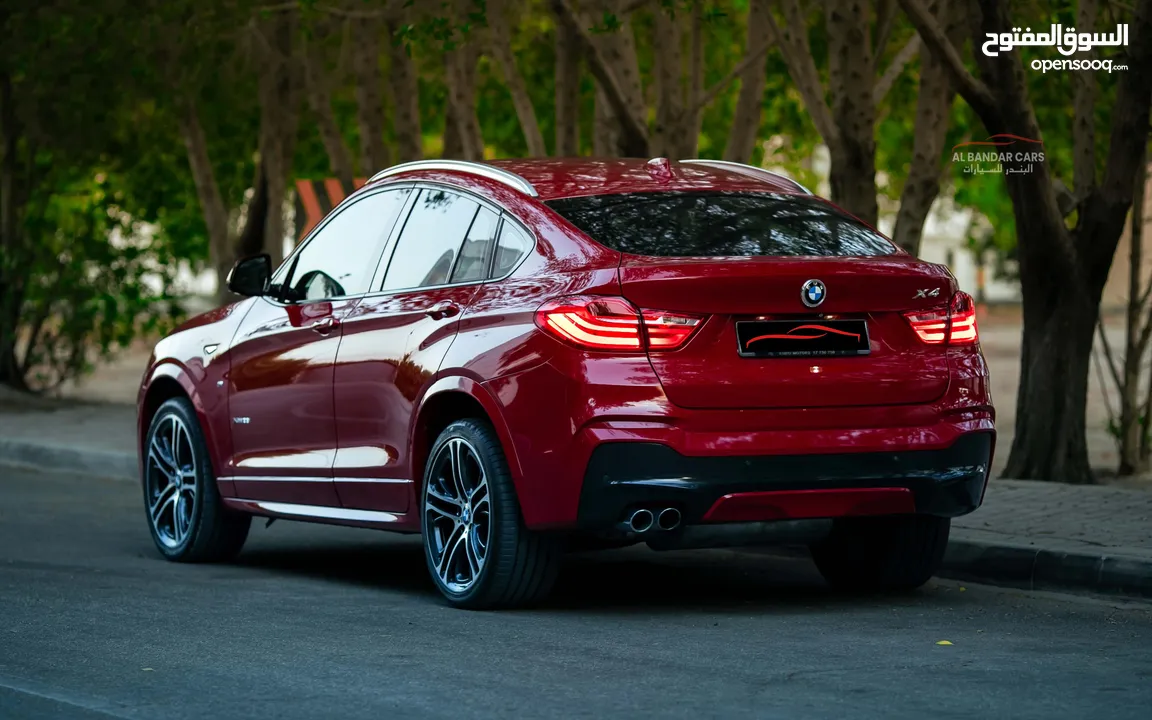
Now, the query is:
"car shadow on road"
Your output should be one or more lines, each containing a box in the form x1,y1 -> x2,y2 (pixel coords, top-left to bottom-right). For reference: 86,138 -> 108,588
231,534 -> 953,614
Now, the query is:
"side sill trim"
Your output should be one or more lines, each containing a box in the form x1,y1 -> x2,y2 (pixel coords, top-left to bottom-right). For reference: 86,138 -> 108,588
219,476 -> 412,484
225,498 -> 403,524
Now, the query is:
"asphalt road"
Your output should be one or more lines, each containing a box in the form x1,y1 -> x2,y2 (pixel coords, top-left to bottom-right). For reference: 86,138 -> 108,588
2,466 -> 1150,720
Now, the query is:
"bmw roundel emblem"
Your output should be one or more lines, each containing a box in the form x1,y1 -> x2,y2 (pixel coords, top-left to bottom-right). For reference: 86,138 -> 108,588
801,279 -> 826,308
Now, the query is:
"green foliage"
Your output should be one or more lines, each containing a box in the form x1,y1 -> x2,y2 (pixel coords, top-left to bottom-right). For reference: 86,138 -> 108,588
7,167 -> 182,391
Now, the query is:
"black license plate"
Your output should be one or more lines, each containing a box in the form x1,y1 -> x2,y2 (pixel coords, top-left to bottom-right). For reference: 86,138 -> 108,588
736,319 -> 870,358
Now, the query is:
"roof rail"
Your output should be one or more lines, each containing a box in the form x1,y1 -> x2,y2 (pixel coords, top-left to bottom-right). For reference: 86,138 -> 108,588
679,159 -> 813,195
367,160 -> 539,197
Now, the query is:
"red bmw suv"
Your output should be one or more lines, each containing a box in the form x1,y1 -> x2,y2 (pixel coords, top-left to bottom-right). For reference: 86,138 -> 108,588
137,158 -> 994,609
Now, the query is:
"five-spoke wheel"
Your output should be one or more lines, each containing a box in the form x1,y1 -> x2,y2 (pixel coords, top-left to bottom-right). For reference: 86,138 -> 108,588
421,419 -> 561,609
145,414 -> 198,548
142,397 -> 250,562
424,437 -> 491,593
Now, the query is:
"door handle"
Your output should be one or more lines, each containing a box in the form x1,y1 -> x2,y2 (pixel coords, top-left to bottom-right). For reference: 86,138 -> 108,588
309,316 -> 337,334
425,301 -> 460,320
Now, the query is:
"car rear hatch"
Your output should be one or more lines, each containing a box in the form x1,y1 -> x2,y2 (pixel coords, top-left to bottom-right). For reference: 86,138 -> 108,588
546,190 -> 956,410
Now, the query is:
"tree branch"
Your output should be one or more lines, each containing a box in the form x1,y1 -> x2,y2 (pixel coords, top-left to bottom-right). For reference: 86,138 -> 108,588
558,0 -> 649,156
766,0 -> 838,146
873,35 -> 919,107
1097,318 -> 1125,392
874,0 -> 898,53
695,38 -> 773,114
896,0 -> 998,123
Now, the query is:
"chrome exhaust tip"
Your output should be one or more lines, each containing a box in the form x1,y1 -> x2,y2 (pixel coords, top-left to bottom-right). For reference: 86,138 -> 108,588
657,507 -> 682,531
627,508 -> 655,533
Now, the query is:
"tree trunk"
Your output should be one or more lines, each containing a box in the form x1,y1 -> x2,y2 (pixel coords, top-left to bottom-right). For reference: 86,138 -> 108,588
235,162 -> 269,261
651,6 -> 684,158
303,28 -> 356,195
257,11 -> 301,267
593,87 -> 618,156
683,0 -> 704,157
1120,150 -> 1148,474
563,0 -> 648,156
0,69 -> 26,390
351,16 -> 388,174
444,40 -> 484,161
386,19 -> 423,163
890,1 -> 963,255
826,0 -> 877,226
723,0 -> 770,163
553,0 -> 580,156
489,0 -> 547,156
1010,269 -> 1099,483
176,98 -> 232,305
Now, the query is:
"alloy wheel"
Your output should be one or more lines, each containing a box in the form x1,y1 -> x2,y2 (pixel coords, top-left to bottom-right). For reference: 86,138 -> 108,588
424,437 -> 491,593
145,414 -> 198,548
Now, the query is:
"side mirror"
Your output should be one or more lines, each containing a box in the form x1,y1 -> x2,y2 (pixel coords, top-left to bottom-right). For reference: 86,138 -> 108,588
226,254 -> 272,297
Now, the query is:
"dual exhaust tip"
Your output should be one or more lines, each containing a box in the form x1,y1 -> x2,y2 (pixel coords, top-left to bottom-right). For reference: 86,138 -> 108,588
626,507 -> 681,533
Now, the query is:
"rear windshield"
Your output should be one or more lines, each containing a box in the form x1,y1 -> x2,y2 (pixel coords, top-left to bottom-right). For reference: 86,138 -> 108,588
545,191 -> 896,258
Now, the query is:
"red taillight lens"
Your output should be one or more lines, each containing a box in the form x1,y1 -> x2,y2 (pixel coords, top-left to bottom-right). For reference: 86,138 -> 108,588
641,309 -> 703,349
904,291 -> 979,345
948,291 -> 978,344
535,295 -> 703,352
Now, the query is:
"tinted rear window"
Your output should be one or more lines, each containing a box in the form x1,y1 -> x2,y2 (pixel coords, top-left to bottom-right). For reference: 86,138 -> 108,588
545,191 -> 895,257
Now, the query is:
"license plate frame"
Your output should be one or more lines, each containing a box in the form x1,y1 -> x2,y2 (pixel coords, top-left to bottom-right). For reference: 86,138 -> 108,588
735,318 -> 871,358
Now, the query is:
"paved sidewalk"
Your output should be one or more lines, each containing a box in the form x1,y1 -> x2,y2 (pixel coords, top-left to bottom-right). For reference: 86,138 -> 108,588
1,399 -> 1149,598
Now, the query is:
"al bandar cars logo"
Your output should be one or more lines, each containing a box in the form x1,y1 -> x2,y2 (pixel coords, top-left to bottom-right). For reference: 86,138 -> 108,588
952,135 -> 1045,176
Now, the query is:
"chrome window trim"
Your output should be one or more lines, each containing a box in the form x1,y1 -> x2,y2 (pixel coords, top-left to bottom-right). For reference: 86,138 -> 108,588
367,160 -> 539,197
679,158 -> 813,195
362,181 -> 538,299
266,182 -> 416,306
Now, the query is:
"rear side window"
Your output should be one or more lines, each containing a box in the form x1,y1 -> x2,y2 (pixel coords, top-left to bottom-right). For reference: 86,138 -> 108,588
493,221 -> 533,276
545,191 -> 895,258
382,188 -> 479,291
451,207 -> 498,283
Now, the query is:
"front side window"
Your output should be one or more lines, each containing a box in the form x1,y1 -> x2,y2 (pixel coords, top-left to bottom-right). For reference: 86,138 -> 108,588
545,191 -> 895,258
282,188 -> 410,301
382,188 -> 480,291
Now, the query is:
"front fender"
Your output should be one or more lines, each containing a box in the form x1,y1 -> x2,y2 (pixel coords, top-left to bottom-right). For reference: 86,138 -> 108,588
139,359 -> 232,485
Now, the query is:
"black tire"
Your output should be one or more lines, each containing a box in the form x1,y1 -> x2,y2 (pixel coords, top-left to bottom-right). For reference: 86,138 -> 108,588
142,397 -> 251,562
810,515 -> 950,591
421,419 -> 561,609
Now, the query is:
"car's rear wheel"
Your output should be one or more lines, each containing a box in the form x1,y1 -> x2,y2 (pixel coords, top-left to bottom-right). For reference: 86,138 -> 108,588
810,515 -> 949,591
143,397 -> 250,562
421,419 -> 561,609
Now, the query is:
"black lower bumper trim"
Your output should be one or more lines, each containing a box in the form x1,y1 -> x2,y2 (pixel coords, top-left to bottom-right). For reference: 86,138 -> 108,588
577,432 -> 993,529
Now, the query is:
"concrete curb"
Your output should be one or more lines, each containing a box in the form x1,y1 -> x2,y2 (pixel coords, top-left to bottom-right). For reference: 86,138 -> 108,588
3,438 -> 1150,600
0,439 -> 136,481
941,535 -> 1152,599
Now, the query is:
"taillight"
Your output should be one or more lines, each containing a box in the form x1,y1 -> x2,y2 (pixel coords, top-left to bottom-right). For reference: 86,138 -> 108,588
642,309 -> 702,349
904,291 -> 979,345
535,295 -> 703,352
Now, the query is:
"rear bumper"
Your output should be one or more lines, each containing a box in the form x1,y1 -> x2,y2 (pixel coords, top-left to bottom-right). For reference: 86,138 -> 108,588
576,431 -> 994,530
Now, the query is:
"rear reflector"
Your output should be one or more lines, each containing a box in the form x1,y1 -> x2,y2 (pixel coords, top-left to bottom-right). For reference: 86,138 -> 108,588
535,295 -> 703,352
904,291 -> 979,345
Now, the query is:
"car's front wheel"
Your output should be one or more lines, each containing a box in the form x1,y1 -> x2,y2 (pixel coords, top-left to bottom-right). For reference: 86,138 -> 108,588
421,419 -> 561,609
810,514 -> 950,591
143,397 -> 251,562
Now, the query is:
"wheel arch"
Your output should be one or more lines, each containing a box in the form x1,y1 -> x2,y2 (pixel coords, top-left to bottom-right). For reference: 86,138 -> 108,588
410,376 -> 523,500
138,362 -> 223,479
